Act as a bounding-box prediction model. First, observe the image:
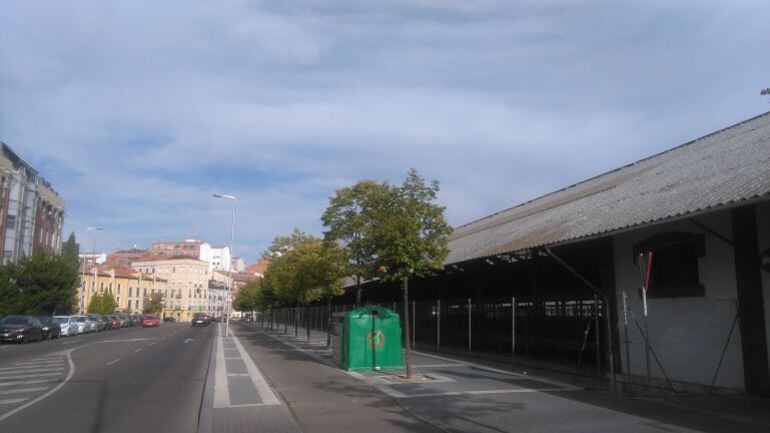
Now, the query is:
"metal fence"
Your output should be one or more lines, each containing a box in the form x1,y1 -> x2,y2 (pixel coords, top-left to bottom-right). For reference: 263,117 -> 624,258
252,295 -> 605,369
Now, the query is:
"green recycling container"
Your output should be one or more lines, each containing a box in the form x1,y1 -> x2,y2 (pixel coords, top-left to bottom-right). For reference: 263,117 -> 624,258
330,306 -> 404,372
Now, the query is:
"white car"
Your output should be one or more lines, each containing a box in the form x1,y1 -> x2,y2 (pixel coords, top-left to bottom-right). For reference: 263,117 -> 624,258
54,316 -> 78,336
74,315 -> 88,334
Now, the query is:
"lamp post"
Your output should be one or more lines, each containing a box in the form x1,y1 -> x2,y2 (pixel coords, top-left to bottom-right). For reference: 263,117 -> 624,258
213,193 -> 235,337
81,227 -> 103,313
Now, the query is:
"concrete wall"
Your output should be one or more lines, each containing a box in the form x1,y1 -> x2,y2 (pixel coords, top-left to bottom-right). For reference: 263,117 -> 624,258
613,209 -> 745,390
756,201 -> 770,380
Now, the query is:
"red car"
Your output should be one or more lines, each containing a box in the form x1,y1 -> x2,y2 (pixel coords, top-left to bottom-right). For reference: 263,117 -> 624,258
141,314 -> 160,328
104,315 -> 121,330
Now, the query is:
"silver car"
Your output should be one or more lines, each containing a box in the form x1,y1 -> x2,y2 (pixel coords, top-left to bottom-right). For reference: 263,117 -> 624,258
87,313 -> 104,332
74,315 -> 88,334
55,315 -> 78,336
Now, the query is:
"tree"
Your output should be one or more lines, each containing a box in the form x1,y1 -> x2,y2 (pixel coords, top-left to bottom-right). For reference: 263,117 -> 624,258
322,180 -> 391,304
261,232 -> 348,340
143,292 -> 164,313
101,292 -> 117,314
62,232 -> 80,267
0,251 -> 79,316
365,169 -> 452,378
261,228 -> 316,261
87,293 -> 104,314
87,292 -> 117,314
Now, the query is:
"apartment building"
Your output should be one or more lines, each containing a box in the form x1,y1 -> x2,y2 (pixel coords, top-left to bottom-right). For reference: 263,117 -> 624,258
78,265 -> 167,314
131,256 -> 211,321
0,142 -> 65,263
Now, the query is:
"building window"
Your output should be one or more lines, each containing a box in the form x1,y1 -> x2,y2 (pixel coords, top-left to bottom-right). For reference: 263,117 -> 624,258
633,232 -> 705,298
117,296 -> 121,306
127,300 -> 132,310
100,282 -> 104,292
129,287 -> 133,297
117,283 -> 121,294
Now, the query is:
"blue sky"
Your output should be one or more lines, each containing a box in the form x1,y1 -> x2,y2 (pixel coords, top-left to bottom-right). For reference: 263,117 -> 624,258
1,1 -> 769,263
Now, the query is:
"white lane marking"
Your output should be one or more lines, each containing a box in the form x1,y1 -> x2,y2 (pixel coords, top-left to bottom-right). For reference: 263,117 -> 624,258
224,357 -> 241,360
0,347 -> 76,422
150,342 -> 156,346
0,364 -> 63,371
134,349 -> 142,353
0,380 -> 57,387
0,398 -> 27,405
106,359 -> 120,366
0,368 -> 64,375
13,359 -> 64,364
10,362 -> 64,368
0,387 -> 48,395
227,374 -> 249,377
184,338 -> 194,344
101,338 -> 151,343
231,330 -> 280,406
0,373 -> 62,380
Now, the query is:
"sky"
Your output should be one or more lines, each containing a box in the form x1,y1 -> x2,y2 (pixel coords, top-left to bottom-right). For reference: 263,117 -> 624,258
1,0 -> 769,263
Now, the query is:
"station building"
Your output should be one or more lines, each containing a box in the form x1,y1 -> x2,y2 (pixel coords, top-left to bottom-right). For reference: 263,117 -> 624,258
347,111 -> 770,395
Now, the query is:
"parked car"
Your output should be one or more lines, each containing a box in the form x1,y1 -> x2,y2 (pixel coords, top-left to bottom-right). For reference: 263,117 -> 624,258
103,315 -> 119,330
54,315 -> 79,336
130,314 -> 140,326
1,315 -> 43,343
113,312 -> 129,328
37,316 -> 61,339
191,313 -> 211,327
74,315 -> 88,334
141,314 -> 159,328
87,313 -> 105,332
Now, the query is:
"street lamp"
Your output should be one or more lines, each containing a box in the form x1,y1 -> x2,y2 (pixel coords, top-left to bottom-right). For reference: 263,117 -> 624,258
213,193 -> 235,337
81,227 -> 103,313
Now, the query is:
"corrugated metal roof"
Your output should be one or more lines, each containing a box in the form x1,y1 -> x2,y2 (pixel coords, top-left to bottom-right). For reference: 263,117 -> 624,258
446,111 -> 770,265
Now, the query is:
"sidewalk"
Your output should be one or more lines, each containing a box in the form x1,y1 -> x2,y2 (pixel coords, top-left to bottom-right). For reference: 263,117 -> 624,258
228,323 -> 443,433
234,322 -> 770,433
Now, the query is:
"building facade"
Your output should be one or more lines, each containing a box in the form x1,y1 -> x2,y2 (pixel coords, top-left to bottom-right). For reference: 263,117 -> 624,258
131,256 -> 212,321
0,142 -> 65,263
78,265 -> 167,314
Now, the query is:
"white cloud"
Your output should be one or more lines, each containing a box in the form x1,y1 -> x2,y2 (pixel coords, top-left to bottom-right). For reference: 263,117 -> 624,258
1,0 -> 769,262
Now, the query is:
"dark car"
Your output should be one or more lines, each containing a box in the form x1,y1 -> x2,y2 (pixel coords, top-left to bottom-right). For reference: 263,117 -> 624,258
163,316 -> 176,323
1,315 -> 43,343
104,315 -> 120,330
191,313 -> 211,327
37,316 -> 61,340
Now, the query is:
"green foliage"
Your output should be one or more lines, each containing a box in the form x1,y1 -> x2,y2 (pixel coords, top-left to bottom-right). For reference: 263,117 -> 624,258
261,228 -> 316,261
0,251 -> 79,316
369,169 -> 453,283
87,293 -> 103,313
143,292 -> 164,313
87,292 -> 117,314
322,180 -> 391,282
62,232 -> 80,267
262,236 -> 348,306
233,278 -> 262,312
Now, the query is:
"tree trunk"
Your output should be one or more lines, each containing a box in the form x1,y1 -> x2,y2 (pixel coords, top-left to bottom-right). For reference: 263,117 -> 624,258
327,294 -> 332,348
356,275 -> 362,306
306,304 -> 311,341
403,277 -> 412,379
294,304 -> 299,337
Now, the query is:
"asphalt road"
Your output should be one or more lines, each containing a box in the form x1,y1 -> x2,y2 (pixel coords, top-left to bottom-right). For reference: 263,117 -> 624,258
0,323 -> 215,433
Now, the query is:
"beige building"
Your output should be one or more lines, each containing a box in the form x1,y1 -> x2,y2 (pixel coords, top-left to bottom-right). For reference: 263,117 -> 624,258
132,256 -> 213,321
78,265 -> 167,314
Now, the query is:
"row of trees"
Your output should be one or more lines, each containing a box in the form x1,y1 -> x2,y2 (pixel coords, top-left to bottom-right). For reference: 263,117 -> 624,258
0,233 -> 81,316
234,169 -> 451,377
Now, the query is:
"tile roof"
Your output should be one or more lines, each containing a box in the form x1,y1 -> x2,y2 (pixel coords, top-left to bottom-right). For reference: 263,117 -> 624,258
447,111 -> 770,265
245,258 -> 269,275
